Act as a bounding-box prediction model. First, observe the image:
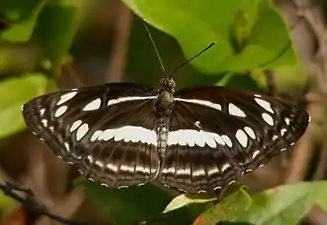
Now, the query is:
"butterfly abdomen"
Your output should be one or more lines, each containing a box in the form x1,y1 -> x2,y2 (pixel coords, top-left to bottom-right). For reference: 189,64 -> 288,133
155,116 -> 170,159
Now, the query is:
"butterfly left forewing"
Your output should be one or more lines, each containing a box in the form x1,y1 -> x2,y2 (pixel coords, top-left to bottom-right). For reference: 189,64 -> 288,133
23,83 -> 159,188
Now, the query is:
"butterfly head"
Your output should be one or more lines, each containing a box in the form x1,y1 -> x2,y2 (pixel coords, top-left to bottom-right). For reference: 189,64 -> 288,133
160,77 -> 175,93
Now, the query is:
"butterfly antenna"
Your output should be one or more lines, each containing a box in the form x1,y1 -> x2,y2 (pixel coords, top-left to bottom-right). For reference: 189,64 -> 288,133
168,42 -> 216,79
144,21 -> 166,73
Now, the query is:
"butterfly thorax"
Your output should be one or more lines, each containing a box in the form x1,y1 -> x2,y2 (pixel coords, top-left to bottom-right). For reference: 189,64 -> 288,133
155,77 -> 175,114
155,91 -> 173,116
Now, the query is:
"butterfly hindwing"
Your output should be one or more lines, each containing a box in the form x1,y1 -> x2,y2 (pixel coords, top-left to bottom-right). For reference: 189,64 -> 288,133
23,83 -> 160,188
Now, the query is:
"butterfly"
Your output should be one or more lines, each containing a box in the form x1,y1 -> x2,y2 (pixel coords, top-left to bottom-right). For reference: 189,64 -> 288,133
22,75 -> 310,193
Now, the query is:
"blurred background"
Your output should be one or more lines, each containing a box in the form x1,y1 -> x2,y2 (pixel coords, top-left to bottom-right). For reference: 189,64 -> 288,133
0,0 -> 325,224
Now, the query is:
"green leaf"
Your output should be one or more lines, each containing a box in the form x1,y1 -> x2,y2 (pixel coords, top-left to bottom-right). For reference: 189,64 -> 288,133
312,181 -> 327,211
193,187 -> 251,225
164,193 -> 217,213
0,192 -> 18,214
36,1 -> 83,70
0,0 -> 49,42
78,180 -> 203,225
273,65 -> 308,91
235,181 -> 327,225
0,74 -> 47,138
223,0 -> 297,71
0,0 -> 41,20
122,0 -> 296,74
219,222 -> 255,225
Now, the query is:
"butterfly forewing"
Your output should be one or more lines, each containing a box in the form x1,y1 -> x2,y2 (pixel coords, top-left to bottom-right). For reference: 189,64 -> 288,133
23,83 -> 160,188
158,86 -> 309,192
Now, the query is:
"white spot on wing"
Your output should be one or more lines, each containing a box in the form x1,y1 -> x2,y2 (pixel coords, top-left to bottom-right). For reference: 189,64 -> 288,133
284,117 -> 290,125
262,113 -> 274,126
107,96 -> 156,106
70,120 -> 82,132
99,126 -> 156,146
161,167 -> 175,175
87,155 -> 94,163
244,126 -> 255,139
221,163 -> 230,172
41,119 -> 48,127
57,92 -> 77,105
107,162 -> 118,172
228,180 -> 236,185
235,129 -> 248,147
83,98 -> 102,111
119,186 -> 128,189
192,168 -> 206,177
120,164 -> 135,172
64,142 -> 70,151
167,129 -> 225,147
176,167 -> 191,176
54,105 -> 68,117
40,108 -> 45,117
207,167 -> 219,176
254,98 -> 274,113
228,103 -> 246,117
280,128 -> 287,136
212,133 -> 225,146
221,135 -> 233,147
194,121 -> 202,129
252,150 -> 260,159
174,98 -> 222,111
214,186 -> 221,190
90,130 -> 103,142
95,160 -> 104,168
76,123 -> 89,141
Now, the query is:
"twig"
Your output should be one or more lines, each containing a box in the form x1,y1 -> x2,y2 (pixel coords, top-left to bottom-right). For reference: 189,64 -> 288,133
313,123 -> 327,180
282,0 -> 324,184
0,181 -> 88,225
63,64 -> 84,88
264,70 -> 277,96
4,182 -> 34,196
105,3 -> 133,82
36,186 -> 86,225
